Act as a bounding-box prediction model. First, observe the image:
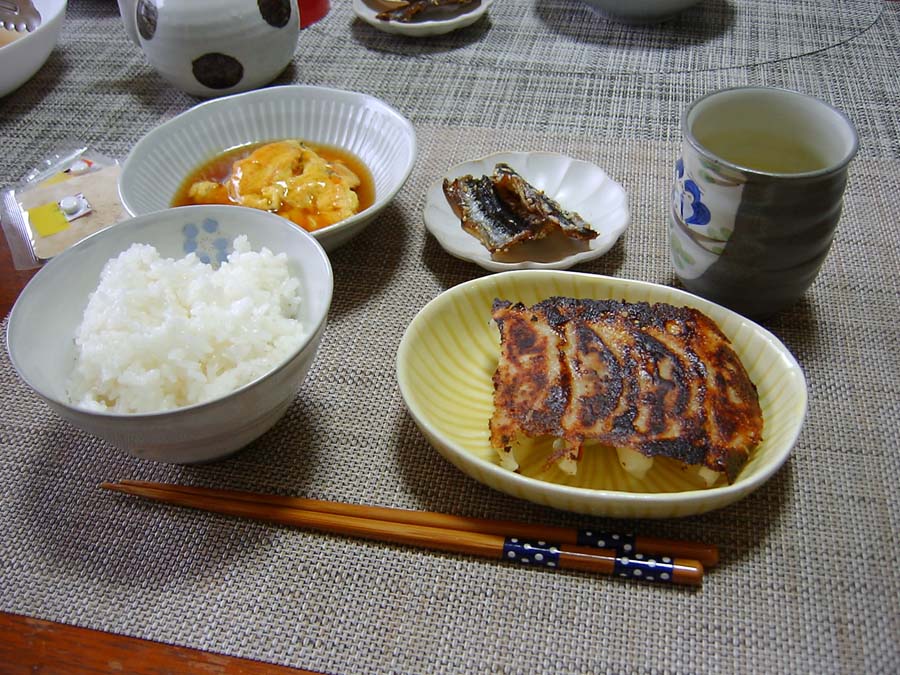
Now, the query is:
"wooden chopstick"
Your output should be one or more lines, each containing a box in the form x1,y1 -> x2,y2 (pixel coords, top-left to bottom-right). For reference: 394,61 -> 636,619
103,481 -> 704,586
115,479 -> 718,567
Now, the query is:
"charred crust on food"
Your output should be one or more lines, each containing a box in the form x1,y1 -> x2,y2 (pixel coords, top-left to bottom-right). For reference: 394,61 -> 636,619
488,296 -> 763,484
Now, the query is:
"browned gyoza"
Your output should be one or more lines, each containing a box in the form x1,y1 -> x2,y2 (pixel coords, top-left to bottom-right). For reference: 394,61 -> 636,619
489,297 -> 763,483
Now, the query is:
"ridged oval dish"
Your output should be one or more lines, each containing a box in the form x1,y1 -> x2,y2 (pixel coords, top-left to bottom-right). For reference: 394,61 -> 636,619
119,85 -> 417,251
396,270 -> 807,518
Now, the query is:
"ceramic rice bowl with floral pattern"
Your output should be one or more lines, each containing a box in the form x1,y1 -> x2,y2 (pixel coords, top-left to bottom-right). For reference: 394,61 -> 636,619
7,205 -> 333,464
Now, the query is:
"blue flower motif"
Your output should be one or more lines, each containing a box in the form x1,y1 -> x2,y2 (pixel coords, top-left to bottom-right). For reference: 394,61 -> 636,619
674,158 -> 711,227
183,223 -> 199,254
682,179 -> 711,226
181,217 -> 229,265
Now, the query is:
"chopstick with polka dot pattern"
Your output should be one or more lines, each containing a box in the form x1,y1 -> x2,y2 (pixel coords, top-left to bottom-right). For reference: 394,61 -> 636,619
102,480 -> 706,587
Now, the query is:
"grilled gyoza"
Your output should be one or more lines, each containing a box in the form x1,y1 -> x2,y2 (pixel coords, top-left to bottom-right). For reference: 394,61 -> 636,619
489,297 -> 763,485
442,163 -> 597,255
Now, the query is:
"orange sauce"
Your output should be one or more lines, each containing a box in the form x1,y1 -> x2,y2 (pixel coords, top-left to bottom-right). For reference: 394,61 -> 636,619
172,140 -> 375,231
0,30 -> 26,48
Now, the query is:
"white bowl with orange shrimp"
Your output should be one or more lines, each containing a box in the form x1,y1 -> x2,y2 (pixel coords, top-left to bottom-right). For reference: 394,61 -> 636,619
119,85 -> 417,251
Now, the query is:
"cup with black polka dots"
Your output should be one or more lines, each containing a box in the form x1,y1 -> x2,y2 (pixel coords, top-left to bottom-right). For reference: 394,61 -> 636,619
117,0 -> 299,98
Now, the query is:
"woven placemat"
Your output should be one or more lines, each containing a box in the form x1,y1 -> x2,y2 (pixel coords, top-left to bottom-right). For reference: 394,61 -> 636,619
1,2 -> 898,674
333,0 -> 883,74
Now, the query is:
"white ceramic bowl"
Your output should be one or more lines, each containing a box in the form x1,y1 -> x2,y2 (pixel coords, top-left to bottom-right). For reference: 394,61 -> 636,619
118,85 -> 417,252
7,205 -> 333,464
0,0 -> 66,98
581,0 -> 701,23
424,151 -> 629,271
396,270 -> 807,519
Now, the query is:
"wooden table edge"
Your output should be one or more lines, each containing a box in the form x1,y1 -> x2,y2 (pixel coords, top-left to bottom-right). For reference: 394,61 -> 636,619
0,611 -> 326,675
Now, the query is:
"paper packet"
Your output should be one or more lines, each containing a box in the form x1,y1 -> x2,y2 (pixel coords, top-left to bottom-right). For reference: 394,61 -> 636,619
1,148 -> 127,269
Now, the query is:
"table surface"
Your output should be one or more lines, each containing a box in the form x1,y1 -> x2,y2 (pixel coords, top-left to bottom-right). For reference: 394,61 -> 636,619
2,1 -> 899,674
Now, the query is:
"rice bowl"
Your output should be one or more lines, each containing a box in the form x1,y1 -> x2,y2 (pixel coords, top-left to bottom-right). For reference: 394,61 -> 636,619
7,205 -> 333,464
118,85 -> 417,252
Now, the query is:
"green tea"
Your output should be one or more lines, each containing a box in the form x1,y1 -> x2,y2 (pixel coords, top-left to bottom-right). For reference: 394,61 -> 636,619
694,129 -> 830,174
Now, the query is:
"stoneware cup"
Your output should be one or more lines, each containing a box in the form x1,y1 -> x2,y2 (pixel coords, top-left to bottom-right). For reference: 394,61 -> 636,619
669,86 -> 858,317
117,0 -> 299,98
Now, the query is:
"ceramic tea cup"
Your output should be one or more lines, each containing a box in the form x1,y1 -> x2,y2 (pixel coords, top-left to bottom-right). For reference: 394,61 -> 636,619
117,0 -> 299,98
668,86 -> 858,317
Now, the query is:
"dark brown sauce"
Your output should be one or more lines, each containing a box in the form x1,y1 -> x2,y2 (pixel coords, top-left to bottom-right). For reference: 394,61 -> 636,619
172,140 -> 375,232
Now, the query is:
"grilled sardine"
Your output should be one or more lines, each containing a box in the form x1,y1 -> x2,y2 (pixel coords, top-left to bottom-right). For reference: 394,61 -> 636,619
442,164 -> 597,256
492,163 -> 597,241
443,175 -> 547,253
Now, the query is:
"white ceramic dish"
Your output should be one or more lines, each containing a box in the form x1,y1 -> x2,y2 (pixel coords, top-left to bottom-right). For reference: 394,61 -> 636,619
0,0 -> 67,98
7,205 -> 333,464
118,85 -> 417,252
352,0 -> 493,37
424,152 -> 630,272
396,270 -> 807,518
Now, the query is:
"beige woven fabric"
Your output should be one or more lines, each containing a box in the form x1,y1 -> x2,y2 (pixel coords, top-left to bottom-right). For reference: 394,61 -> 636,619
1,1 -> 898,673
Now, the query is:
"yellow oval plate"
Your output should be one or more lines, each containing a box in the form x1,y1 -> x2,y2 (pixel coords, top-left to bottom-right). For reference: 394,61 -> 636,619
396,270 -> 807,518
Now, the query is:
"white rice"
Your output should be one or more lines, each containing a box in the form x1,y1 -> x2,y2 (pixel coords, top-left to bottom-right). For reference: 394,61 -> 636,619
67,235 -> 307,413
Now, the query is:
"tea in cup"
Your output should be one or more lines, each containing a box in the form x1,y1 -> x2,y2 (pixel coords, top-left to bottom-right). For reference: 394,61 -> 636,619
669,86 -> 858,317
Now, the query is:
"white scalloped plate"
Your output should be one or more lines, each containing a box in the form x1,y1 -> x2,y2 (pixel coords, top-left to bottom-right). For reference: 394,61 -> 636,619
424,152 -> 630,271
119,86 -> 416,252
353,0 -> 494,37
396,270 -> 807,519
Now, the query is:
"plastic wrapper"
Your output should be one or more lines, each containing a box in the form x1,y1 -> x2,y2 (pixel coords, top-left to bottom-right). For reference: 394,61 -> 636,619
1,147 -> 126,269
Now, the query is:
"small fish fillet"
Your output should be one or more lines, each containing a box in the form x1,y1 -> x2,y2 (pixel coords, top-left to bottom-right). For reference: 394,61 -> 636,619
443,164 -> 597,256
491,163 -> 597,241
443,175 -> 546,254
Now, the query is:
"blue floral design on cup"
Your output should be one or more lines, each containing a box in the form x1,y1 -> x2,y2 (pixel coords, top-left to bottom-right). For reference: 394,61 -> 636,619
675,158 -> 711,226
182,217 -> 231,266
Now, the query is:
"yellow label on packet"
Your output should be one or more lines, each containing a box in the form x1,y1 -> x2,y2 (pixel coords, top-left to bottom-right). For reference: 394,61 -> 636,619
27,201 -> 71,237
41,172 -> 73,187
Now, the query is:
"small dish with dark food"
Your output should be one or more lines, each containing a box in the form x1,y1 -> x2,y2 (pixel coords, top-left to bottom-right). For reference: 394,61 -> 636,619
353,0 -> 494,36
424,152 -> 629,271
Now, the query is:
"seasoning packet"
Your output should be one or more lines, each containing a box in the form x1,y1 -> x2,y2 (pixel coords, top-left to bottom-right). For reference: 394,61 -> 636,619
1,147 -> 126,269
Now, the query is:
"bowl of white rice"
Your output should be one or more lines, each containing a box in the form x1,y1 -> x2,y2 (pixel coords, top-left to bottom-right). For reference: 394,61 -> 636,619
6,205 -> 333,463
